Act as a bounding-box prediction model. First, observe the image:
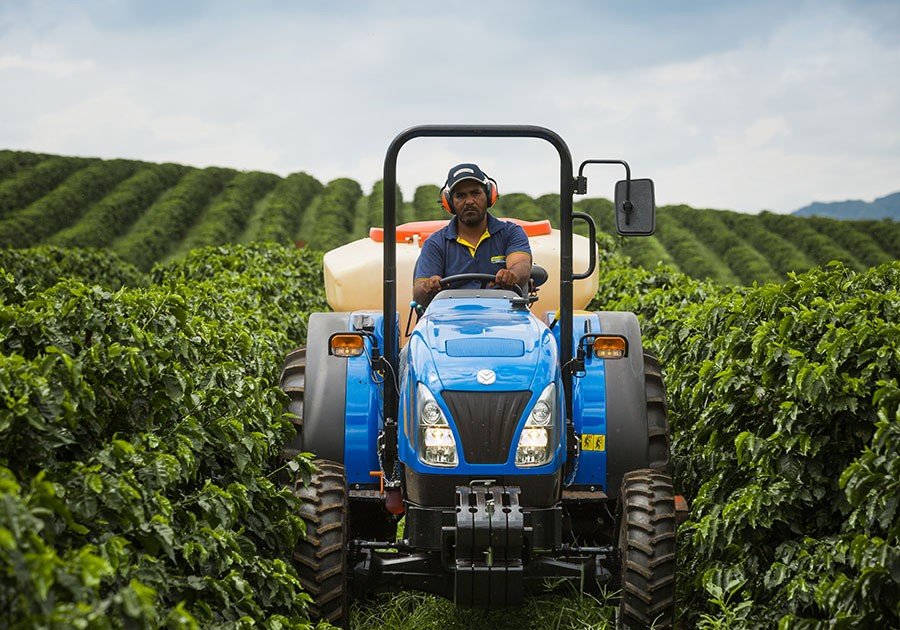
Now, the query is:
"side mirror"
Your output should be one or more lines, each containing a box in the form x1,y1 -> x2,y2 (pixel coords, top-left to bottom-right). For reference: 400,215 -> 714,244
615,178 -> 655,236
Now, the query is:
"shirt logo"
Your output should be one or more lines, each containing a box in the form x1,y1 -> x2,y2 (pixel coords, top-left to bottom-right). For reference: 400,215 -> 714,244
476,369 -> 496,385
490,255 -> 506,264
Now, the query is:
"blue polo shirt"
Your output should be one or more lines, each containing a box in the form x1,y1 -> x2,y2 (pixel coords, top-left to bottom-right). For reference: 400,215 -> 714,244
414,213 -> 532,289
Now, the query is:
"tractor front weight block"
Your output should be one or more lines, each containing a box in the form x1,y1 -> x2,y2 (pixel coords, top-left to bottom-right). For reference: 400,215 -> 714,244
452,485 -> 525,607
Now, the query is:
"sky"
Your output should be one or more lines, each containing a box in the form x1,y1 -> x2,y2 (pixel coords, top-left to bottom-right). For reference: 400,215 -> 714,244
1,0 -> 898,214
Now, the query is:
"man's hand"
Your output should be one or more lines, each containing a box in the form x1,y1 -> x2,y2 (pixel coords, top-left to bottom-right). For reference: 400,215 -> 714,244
421,275 -> 443,295
493,268 -> 522,288
494,251 -> 532,292
413,275 -> 443,306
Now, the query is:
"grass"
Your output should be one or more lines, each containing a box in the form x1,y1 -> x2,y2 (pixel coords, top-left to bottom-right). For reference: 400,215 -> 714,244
349,582 -> 617,630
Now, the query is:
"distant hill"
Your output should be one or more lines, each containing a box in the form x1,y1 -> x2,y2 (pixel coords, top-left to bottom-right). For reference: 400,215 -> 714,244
793,191 -> 900,220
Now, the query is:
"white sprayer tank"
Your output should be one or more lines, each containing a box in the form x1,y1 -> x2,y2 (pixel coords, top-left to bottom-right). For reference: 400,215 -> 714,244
322,218 -> 599,338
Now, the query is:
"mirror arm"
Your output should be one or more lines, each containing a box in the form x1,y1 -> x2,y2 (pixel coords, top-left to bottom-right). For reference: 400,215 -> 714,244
577,159 -> 633,224
576,159 -> 632,192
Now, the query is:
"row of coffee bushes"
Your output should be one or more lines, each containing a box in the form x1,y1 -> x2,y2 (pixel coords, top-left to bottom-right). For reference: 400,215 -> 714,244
173,171 -> 281,256
0,159 -> 140,247
0,243 -> 329,627
112,168 -> 237,271
760,212 -> 866,271
806,215 -> 894,269
0,155 -> 94,218
48,164 -> 190,249
666,205 -> 781,285
242,172 -> 323,245
594,256 -> 899,627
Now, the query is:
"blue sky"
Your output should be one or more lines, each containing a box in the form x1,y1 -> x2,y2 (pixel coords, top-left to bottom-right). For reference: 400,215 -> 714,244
1,0 -> 898,213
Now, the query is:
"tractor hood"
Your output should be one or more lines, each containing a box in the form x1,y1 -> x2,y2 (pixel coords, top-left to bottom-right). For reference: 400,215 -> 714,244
408,293 -> 558,392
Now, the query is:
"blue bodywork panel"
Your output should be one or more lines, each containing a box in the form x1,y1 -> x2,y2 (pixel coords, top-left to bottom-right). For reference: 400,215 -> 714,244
342,312 -> 389,485
551,312 -> 609,488
339,302 -> 611,491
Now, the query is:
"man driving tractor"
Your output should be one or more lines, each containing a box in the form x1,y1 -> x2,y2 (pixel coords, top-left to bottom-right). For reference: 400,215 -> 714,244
412,163 -> 532,306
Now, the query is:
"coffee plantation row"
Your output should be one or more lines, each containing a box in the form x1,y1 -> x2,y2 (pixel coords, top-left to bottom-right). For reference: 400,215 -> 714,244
1,149 -> 899,279
1,240 -> 897,628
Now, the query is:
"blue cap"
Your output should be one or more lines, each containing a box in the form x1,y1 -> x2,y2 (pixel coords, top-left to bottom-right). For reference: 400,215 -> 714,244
445,163 -> 489,192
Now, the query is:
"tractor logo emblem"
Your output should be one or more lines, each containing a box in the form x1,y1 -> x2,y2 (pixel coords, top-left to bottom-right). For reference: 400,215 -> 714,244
476,369 -> 496,385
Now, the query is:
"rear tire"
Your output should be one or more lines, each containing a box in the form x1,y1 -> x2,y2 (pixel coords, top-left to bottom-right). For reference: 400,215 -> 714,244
617,469 -> 676,629
280,347 -> 306,459
292,459 -> 349,627
644,353 -> 672,475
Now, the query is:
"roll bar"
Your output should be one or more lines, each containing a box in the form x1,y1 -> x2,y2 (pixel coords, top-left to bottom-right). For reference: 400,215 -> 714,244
381,125 -> 577,425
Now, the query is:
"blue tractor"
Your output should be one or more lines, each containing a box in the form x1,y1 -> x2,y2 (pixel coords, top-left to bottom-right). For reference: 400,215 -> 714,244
281,126 -> 684,628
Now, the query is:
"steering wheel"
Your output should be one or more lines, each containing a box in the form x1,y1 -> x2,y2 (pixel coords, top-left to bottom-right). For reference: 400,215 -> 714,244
439,273 -> 526,298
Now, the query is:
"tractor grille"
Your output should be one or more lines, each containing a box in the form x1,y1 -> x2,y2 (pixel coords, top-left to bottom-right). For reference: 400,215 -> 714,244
440,390 -> 531,464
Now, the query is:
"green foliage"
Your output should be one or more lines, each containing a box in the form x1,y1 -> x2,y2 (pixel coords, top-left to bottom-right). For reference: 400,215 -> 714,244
760,212 -> 866,271
492,193 -> 544,222
0,150 -> 48,184
621,236 -> 680,271
857,218 -> 900,259
667,205 -> 781,284
300,177 -> 362,252
0,243 -> 328,627
0,159 -> 139,248
352,587 -> 616,629
536,193 -> 561,228
594,260 -> 900,627
0,155 -> 94,219
174,170 -> 280,256
362,179 -> 405,230
0,246 -> 146,293
411,184 -> 442,222
807,216 -> 893,269
48,163 -> 188,249
112,167 -> 236,271
655,209 -> 740,284
242,172 -> 323,245
574,197 -> 614,234
719,210 -> 816,279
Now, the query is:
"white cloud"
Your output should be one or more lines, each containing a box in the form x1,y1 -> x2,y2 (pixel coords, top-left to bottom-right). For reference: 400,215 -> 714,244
0,0 -> 897,213
0,52 -> 94,76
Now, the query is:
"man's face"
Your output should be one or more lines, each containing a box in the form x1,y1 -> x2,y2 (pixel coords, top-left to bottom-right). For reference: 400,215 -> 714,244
451,180 -> 488,226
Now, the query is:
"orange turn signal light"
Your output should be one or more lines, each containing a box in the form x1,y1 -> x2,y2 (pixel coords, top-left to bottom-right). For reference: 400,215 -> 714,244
592,335 -> 627,359
329,333 -> 365,357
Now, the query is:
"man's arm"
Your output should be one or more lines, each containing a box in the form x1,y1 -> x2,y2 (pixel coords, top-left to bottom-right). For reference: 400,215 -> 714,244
413,236 -> 445,307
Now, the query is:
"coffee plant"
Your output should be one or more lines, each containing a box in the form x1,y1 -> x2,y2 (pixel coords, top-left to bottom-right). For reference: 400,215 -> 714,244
0,243 -> 329,628
595,256 -> 900,627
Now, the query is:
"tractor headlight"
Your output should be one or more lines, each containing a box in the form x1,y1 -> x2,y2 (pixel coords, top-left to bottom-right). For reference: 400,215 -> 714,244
417,384 -> 458,467
515,383 -> 557,467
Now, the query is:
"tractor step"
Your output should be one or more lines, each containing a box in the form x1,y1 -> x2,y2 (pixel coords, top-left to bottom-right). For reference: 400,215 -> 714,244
562,489 -> 610,502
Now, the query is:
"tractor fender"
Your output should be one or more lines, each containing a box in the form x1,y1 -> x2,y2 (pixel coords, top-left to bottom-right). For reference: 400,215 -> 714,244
302,312 -> 350,463
594,311 -> 648,500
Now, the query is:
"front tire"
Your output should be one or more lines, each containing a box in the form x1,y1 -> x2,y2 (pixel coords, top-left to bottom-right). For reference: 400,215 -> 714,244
292,459 -> 349,627
617,469 -> 676,629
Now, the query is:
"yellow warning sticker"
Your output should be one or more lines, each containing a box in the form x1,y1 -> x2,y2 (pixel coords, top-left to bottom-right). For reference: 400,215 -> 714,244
581,434 -> 606,452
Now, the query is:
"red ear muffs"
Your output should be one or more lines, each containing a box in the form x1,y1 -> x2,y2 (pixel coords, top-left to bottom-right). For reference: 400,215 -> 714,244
485,176 -> 499,208
440,184 -> 453,213
440,175 -> 499,214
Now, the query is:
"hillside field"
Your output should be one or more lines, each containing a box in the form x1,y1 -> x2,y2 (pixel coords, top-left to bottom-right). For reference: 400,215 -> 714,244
1,149 -> 899,280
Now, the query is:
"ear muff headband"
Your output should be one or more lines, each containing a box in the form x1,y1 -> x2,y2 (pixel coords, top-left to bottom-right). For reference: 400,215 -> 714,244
440,175 -> 499,214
